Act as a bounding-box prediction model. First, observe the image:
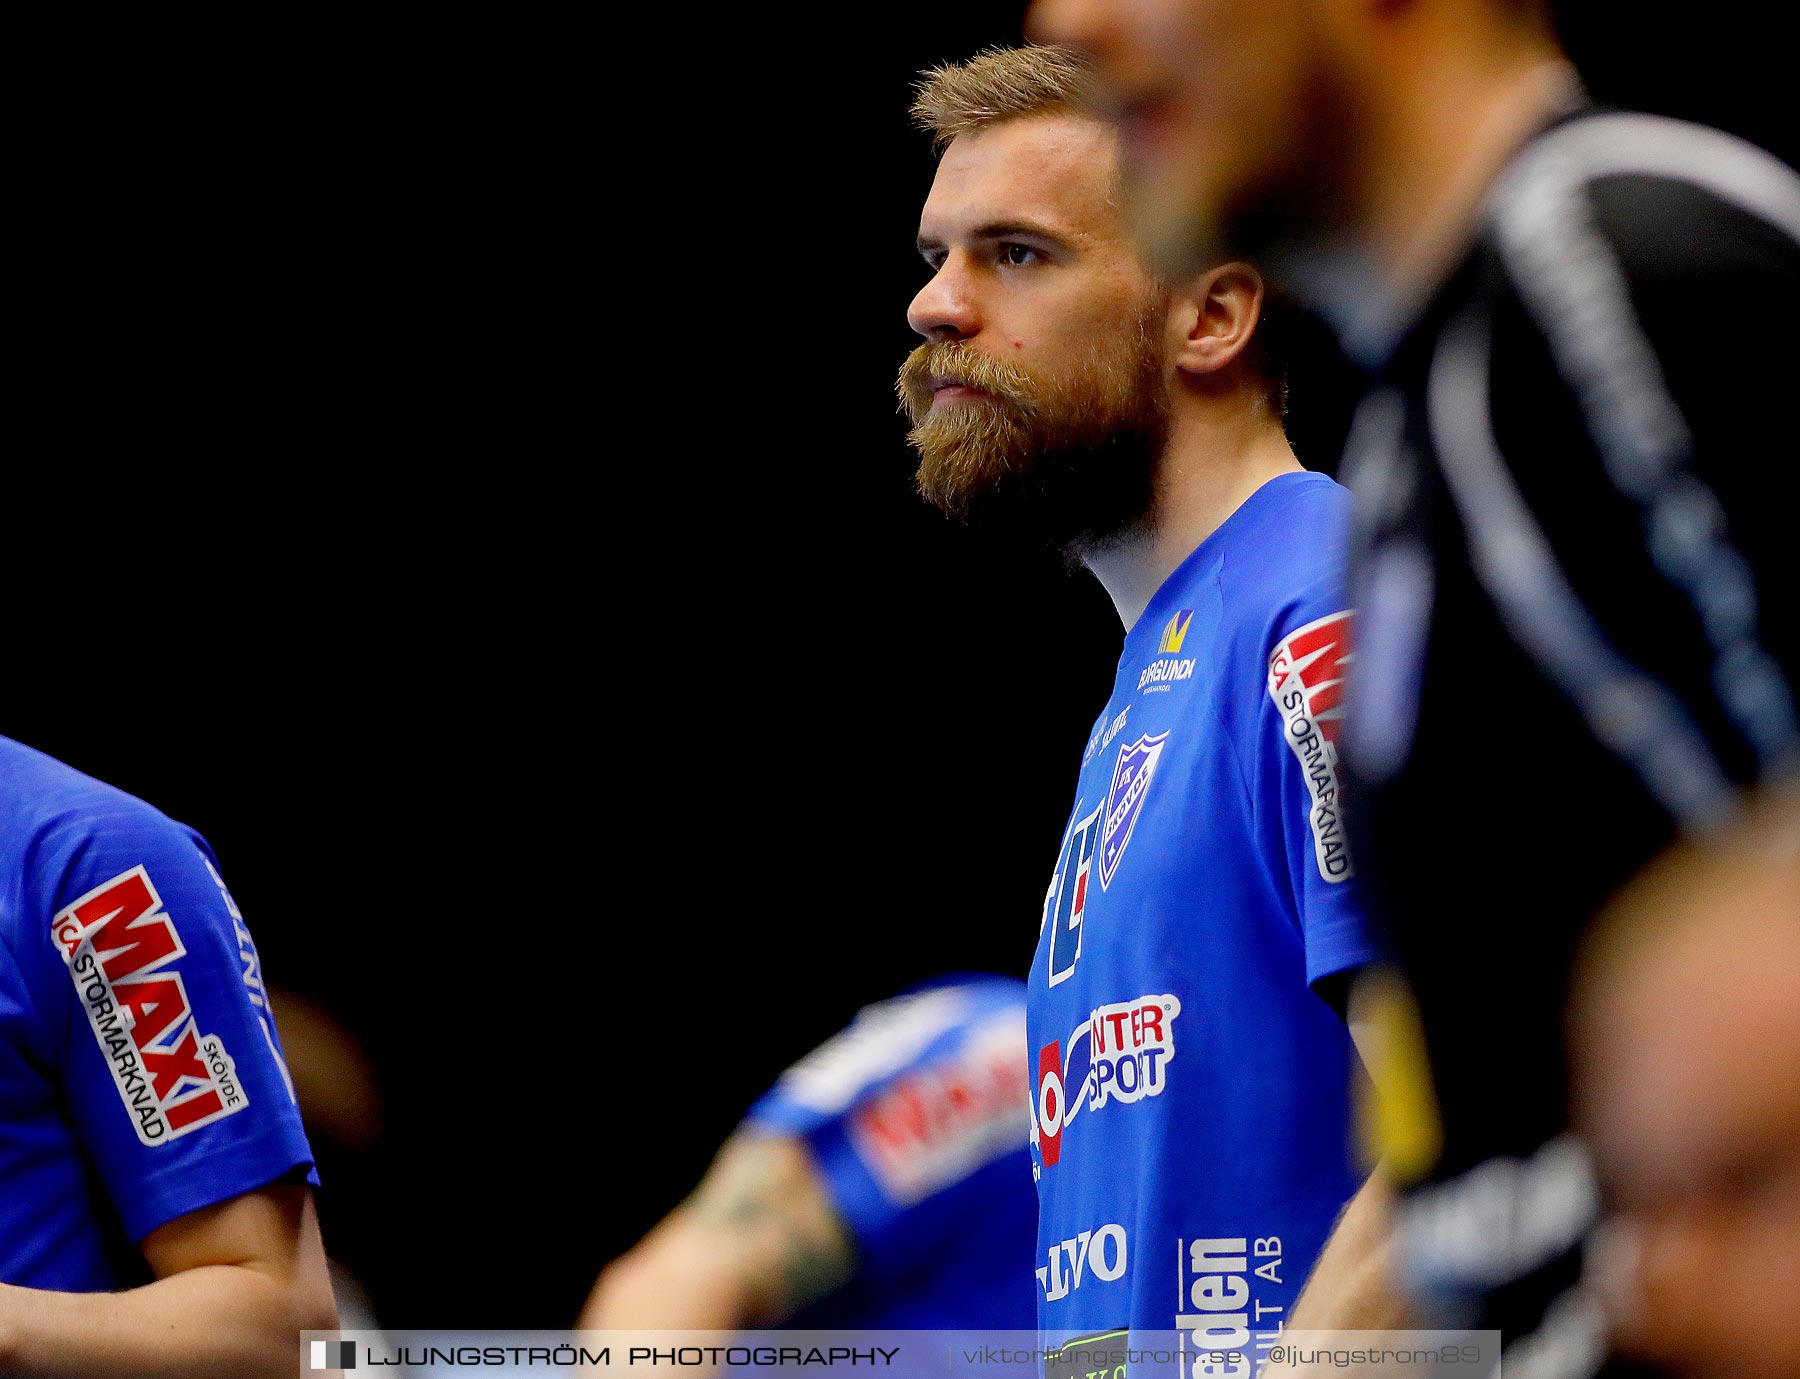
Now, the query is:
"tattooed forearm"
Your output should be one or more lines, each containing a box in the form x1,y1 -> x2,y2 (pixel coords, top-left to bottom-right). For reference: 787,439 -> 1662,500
679,1134 -> 855,1321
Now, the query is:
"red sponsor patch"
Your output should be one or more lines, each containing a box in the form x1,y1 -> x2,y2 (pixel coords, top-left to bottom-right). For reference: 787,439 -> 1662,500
55,866 -> 250,1145
1268,610 -> 1356,883
849,1009 -> 1028,1204
1036,1040 -> 1065,1167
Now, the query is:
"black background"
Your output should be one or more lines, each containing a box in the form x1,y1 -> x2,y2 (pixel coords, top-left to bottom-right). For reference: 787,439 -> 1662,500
7,4 -> 1795,1326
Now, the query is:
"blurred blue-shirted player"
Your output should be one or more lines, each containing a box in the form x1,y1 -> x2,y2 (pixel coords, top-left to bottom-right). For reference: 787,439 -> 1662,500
581,975 -> 1036,1327
1,734 -> 334,1376
900,48 -> 1387,1353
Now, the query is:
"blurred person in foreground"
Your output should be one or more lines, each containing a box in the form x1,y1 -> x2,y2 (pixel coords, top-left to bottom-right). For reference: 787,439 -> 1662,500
1028,0 -> 1800,1368
1572,793 -> 1800,1379
0,735 -> 335,1376
901,46 -> 1389,1349
580,976 -> 1036,1328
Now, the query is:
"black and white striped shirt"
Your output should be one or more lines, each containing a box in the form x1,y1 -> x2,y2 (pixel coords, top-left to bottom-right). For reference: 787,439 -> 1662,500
1340,103 -> 1800,1373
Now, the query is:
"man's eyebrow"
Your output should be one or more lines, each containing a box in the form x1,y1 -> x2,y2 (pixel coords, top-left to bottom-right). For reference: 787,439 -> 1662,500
970,219 -> 1069,245
915,220 -> 1073,256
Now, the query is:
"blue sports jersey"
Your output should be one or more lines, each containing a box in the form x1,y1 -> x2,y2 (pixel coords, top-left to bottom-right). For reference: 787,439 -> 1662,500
0,736 -> 317,1289
746,975 -> 1037,1327
1027,473 -> 1379,1353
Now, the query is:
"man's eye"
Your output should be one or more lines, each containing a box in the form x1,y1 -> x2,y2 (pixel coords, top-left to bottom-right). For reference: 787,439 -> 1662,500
1000,243 -> 1041,266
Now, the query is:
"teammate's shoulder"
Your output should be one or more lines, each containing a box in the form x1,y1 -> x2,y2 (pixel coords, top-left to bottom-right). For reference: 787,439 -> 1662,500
748,976 -> 1023,1129
0,735 -> 200,882
1,734 -> 155,825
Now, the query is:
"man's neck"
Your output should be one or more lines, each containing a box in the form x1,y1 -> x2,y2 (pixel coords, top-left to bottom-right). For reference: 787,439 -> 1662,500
1081,408 -> 1302,630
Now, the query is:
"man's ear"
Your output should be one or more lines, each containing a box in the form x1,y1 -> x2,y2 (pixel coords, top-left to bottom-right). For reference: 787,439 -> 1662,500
1168,263 -> 1266,377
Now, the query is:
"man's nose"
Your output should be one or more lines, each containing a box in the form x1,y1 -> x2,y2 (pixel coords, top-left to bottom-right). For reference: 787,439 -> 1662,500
907,259 -> 982,341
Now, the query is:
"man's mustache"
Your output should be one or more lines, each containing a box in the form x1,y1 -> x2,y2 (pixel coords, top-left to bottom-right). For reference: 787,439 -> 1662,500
897,341 -> 1038,425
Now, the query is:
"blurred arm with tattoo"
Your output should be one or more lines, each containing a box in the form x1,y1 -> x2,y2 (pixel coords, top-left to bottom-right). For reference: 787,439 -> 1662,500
579,980 -> 1037,1332
580,1133 -> 853,1329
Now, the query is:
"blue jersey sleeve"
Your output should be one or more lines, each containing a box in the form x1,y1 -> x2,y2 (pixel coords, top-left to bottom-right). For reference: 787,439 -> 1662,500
30,798 -> 317,1245
744,981 -> 1033,1285
1256,547 -> 1384,990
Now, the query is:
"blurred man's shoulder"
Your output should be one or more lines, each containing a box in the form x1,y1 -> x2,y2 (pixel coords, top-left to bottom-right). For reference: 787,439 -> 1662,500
1493,107 -> 1800,287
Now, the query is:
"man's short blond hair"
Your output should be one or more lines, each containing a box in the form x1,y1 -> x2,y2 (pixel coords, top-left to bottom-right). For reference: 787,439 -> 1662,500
911,45 -> 1099,154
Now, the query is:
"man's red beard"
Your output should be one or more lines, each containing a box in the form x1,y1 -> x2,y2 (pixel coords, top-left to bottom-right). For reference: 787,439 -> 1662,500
896,307 -> 1170,553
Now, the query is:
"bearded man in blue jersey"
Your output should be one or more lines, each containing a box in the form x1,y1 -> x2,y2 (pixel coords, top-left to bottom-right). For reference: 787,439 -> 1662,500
899,46 -> 1395,1354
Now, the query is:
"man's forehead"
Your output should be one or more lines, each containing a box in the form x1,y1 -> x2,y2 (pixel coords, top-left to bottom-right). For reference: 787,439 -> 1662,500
920,114 -> 1121,241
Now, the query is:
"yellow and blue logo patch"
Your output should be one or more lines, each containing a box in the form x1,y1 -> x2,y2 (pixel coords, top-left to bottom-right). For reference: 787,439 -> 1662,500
1158,609 -> 1194,655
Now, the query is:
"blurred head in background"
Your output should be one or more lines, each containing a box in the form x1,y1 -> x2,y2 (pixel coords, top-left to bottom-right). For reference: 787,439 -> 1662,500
1572,793 -> 1800,1379
1025,0 -> 1567,312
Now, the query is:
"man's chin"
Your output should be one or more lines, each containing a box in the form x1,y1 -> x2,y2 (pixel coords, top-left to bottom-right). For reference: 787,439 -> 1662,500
912,459 -> 1020,529
914,457 -> 1153,556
